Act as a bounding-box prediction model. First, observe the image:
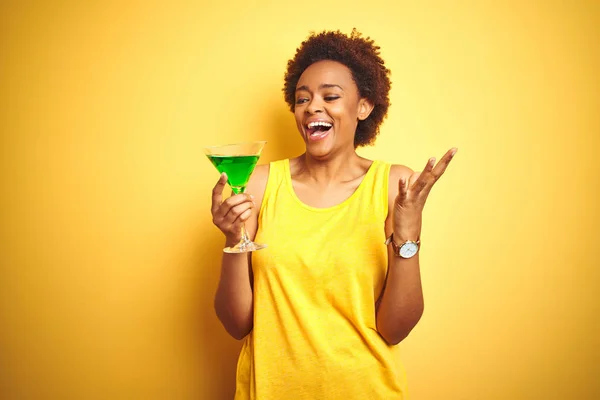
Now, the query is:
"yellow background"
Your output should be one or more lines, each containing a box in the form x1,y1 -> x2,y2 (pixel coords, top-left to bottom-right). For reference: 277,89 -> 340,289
1,1 -> 598,399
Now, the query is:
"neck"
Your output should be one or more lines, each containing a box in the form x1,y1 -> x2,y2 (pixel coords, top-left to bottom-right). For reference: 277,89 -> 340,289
296,149 -> 365,184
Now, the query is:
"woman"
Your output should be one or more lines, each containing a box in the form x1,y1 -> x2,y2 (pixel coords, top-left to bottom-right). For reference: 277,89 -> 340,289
211,29 -> 457,399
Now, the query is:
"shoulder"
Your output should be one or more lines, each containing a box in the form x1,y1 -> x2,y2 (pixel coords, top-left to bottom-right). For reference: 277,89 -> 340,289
250,163 -> 270,184
242,163 -> 272,240
388,163 -> 414,184
246,163 -> 270,201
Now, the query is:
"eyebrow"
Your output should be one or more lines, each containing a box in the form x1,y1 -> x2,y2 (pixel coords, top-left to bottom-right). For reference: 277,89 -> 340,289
295,83 -> 344,92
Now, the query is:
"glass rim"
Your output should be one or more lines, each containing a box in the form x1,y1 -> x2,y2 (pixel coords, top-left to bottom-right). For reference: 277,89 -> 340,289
204,140 -> 267,150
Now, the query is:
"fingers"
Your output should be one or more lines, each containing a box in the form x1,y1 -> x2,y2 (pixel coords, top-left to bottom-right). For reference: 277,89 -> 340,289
396,171 -> 421,204
211,173 -> 228,215
230,208 -> 253,235
413,157 -> 435,192
211,184 -> 256,239
223,201 -> 254,238
425,157 -> 436,174
221,199 -> 255,226
431,147 -> 458,179
408,147 -> 457,198
408,171 -> 421,190
213,192 -> 255,221
397,176 -> 408,203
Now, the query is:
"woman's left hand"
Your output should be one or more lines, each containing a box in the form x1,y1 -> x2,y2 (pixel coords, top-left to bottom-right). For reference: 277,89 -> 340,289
393,148 -> 458,241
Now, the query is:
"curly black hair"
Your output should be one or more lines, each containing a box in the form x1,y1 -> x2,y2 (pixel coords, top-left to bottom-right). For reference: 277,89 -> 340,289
283,29 -> 392,148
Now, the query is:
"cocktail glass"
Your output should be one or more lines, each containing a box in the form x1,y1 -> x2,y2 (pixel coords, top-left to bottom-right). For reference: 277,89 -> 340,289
205,141 -> 267,253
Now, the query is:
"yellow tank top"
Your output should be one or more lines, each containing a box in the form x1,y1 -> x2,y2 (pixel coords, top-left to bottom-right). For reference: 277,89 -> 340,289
235,159 -> 409,399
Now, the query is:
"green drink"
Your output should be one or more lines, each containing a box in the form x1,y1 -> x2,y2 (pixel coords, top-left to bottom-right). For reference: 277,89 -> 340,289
207,155 -> 259,194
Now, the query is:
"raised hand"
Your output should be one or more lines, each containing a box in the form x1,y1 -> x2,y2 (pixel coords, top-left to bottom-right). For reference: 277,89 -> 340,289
393,148 -> 458,241
211,173 -> 255,244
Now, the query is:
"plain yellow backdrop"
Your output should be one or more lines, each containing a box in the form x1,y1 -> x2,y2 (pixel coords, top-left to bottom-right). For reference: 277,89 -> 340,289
1,1 -> 599,399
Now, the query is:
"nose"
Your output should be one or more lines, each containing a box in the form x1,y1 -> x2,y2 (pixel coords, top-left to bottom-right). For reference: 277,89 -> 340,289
306,97 -> 323,114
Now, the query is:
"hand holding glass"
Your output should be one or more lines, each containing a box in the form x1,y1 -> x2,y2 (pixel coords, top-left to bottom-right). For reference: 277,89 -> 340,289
205,141 -> 267,253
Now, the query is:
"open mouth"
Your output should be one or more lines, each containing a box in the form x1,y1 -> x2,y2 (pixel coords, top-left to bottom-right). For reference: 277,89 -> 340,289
306,121 -> 333,139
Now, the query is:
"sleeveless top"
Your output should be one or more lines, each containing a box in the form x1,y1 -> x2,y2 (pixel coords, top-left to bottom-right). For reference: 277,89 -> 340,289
235,159 -> 409,399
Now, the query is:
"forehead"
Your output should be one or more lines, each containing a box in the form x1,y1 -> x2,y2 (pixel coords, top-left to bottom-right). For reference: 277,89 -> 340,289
296,60 -> 355,89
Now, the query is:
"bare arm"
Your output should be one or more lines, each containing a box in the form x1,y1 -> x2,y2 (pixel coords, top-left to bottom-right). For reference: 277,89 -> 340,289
212,164 -> 269,340
376,238 -> 425,345
376,149 -> 457,345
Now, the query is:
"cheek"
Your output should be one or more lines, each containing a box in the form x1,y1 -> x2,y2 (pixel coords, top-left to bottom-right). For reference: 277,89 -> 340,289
294,109 -> 304,130
334,102 -> 356,117
332,104 -> 358,126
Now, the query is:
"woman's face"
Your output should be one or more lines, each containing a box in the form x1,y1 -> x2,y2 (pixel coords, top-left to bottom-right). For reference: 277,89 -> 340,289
294,60 -> 372,159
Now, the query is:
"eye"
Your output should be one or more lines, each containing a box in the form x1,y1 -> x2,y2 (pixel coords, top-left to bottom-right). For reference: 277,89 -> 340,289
296,97 -> 309,105
324,96 -> 340,101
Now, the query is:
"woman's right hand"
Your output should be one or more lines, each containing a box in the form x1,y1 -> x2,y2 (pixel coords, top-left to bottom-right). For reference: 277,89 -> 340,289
211,173 -> 255,244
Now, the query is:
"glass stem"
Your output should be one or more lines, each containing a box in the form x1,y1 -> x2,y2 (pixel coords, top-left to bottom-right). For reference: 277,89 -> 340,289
240,223 -> 251,245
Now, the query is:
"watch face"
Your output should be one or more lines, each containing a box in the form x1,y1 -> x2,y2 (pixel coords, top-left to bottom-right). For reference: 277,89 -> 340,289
399,242 -> 419,258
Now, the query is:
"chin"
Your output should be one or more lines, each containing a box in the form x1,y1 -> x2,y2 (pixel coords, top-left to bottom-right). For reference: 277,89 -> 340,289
304,143 -> 338,161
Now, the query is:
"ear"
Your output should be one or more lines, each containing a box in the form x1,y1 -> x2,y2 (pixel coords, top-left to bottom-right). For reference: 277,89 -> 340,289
357,98 -> 374,121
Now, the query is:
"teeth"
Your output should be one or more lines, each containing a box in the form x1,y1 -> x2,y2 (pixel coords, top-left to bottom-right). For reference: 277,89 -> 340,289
307,121 -> 332,129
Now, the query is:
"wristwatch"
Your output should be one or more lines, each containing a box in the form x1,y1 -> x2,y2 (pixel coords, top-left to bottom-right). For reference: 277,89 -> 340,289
385,234 -> 420,259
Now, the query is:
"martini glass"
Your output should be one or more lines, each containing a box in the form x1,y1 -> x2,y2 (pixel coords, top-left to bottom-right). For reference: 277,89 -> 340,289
205,141 -> 267,253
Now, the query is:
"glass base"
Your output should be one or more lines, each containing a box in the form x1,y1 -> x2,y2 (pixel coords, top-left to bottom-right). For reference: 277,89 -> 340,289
223,240 -> 267,253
